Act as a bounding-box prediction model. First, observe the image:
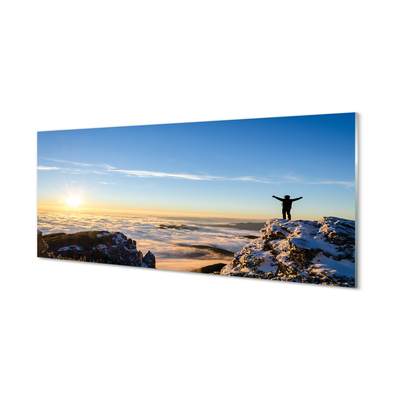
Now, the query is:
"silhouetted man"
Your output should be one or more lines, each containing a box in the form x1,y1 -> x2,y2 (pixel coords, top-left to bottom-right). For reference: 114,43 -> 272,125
272,195 -> 303,220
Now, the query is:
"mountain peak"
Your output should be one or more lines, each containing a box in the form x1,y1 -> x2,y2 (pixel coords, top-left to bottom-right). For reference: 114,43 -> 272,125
220,217 -> 355,287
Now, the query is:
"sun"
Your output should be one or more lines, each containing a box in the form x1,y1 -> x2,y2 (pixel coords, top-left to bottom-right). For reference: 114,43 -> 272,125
65,196 -> 83,207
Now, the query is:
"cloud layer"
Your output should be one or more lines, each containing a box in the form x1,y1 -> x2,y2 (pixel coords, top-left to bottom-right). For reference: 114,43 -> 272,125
37,211 -> 261,270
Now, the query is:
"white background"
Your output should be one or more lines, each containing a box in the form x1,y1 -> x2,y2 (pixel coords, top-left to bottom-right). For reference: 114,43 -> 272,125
1,1 -> 399,399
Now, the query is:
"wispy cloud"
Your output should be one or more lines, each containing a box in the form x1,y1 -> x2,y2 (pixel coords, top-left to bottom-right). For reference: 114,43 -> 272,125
38,159 -> 278,183
98,182 -> 116,185
229,176 -> 276,184
282,173 -> 301,182
308,181 -> 355,188
37,165 -> 59,170
113,168 -> 224,181
38,165 -> 109,175
37,158 -> 354,187
38,157 -> 115,170
114,168 -> 280,184
39,157 -> 95,167
274,172 -> 355,188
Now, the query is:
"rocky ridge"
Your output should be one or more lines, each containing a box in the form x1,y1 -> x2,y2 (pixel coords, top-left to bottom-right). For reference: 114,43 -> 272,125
37,230 -> 155,268
219,217 -> 355,287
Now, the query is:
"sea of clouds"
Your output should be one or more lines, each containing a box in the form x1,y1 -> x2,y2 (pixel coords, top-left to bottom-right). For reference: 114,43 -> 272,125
37,212 -> 263,271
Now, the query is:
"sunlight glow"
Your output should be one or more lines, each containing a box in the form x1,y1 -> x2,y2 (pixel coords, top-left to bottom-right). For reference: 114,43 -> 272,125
65,196 -> 83,207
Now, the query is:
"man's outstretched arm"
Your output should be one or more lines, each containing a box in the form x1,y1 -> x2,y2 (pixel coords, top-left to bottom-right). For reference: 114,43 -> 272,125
292,197 -> 303,201
272,195 -> 284,201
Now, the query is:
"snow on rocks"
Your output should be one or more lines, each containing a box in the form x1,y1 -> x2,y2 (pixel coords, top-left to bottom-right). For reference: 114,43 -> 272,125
220,217 -> 355,287
38,230 -> 155,268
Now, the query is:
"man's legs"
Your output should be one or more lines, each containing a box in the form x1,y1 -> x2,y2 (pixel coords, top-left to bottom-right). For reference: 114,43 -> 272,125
282,208 -> 291,220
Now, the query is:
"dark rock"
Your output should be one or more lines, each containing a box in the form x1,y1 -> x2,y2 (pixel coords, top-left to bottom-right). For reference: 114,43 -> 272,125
159,224 -> 199,231
143,251 -> 156,268
234,235 -> 260,240
37,230 -> 52,258
176,244 -> 235,258
197,263 -> 227,274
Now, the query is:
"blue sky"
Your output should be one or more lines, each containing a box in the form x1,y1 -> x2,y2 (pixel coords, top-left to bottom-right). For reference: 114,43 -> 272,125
37,113 -> 356,220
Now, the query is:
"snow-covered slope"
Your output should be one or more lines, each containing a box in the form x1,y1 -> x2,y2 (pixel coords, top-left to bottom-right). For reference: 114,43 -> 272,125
220,217 -> 355,287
